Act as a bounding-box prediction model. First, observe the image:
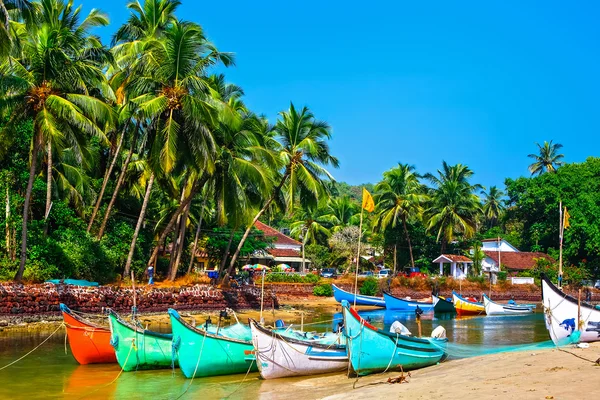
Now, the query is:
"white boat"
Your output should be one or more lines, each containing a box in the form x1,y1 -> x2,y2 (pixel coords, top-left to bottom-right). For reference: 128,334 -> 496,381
541,274 -> 600,345
250,319 -> 348,379
482,293 -> 535,315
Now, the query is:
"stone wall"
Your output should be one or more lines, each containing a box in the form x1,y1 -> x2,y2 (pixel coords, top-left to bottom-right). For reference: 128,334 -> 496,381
0,283 -> 279,316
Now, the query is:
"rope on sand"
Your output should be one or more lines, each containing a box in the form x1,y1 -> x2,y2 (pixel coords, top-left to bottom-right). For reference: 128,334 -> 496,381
0,323 -> 65,371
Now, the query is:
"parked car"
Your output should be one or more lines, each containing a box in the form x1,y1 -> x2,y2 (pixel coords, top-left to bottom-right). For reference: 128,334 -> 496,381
377,269 -> 391,279
357,271 -> 374,278
320,268 -> 337,278
400,267 -> 427,278
596,280 -> 600,289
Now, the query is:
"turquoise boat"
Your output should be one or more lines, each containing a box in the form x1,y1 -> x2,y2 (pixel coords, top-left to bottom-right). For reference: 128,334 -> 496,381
168,309 -> 258,378
341,300 -> 447,376
108,310 -> 176,371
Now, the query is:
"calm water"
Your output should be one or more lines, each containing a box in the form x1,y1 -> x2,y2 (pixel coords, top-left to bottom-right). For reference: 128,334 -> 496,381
0,306 -> 551,399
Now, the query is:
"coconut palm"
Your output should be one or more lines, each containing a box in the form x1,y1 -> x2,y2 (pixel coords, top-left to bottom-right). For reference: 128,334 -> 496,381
289,206 -> 331,246
527,140 -> 564,175
321,195 -> 359,232
481,185 -> 505,228
0,0 -> 113,281
0,0 -> 34,60
226,103 -> 338,275
374,163 -> 427,269
424,162 -> 482,252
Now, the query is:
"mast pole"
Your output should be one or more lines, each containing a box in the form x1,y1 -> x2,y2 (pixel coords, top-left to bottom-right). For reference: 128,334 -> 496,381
354,205 -> 364,308
559,201 -> 563,289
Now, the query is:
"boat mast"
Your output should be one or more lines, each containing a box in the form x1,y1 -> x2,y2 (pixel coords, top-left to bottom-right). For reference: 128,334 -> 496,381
353,199 -> 364,308
558,201 -> 563,289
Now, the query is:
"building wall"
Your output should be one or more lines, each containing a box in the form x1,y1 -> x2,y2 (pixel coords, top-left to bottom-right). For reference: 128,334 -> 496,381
481,256 -> 499,273
482,240 -> 519,252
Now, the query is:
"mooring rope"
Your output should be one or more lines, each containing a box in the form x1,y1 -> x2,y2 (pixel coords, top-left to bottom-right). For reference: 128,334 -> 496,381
224,358 -> 256,399
0,323 -> 65,371
174,331 -> 207,399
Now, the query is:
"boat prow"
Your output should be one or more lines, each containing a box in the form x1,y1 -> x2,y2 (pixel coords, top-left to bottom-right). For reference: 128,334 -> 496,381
332,284 -> 385,307
452,292 -> 485,316
383,291 -> 434,311
432,294 -> 456,314
482,294 -> 534,315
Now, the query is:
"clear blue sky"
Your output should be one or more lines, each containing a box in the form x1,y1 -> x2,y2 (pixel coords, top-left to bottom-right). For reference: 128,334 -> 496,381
89,1 -> 600,189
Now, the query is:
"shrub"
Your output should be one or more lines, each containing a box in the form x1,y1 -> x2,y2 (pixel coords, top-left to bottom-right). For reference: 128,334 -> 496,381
497,271 -> 508,282
313,283 -> 333,297
263,272 -> 321,284
360,277 -> 379,296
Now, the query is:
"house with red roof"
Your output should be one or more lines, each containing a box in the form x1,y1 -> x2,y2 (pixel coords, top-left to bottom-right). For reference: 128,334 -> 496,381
481,238 -> 553,283
248,221 -> 309,271
432,254 -> 474,279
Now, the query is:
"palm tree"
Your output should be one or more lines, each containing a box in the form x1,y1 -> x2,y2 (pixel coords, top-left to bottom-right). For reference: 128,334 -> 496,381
374,163 -> 427,270
227,103 -> 338,275
289,206 -> 331,246
424,162 -> 482,252
321,195 -> 358,232
481,185 -> 505,228
528,140 -> 564,175
0,0 -> 34,60
0,0 -> 113,281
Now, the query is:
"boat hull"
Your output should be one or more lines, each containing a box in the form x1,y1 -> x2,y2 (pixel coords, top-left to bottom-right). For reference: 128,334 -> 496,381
251,319 -> 348,379
383,291 -> 434,311
61,304 -> 116,364
332,284 -> 385,307
432,294 -> 456,314
341,300 -> 446,376
108,311 -> 175,371
452,292 -> 485,316
541,275 -> 600,345
169,309 -> 257,378
483,294 -> 534,315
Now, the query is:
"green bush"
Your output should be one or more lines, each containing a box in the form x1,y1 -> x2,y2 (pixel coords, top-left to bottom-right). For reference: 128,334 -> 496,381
467,275 -> 485,284
360,277 -> 379,296
313,283 -> 333,296
497,271 -> 508,282
264,272 -> 321,284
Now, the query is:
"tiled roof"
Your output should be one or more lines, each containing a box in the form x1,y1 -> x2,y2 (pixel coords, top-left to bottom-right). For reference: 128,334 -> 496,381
268,248 -> 302,258
254,221 -> 301,246
483,251 -> 554,271
437,254 -> 473,262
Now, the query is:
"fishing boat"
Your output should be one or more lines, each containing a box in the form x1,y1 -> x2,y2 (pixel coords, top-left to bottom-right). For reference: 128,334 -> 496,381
107,310 -> 175,371
541,274 -> 600,345
432,294 -> 456,313
482,294 -> 535,315
452,292 -> 485,316
332,284 -> 385,307
168,309 -> 257,378
60,303 -> 117,364
341,300 -> 446,376
383,291 -> 434,312
250,319 -> 348,379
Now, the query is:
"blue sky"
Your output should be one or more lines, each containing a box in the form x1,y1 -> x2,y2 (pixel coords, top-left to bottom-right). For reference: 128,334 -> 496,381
90,1 -> 600,189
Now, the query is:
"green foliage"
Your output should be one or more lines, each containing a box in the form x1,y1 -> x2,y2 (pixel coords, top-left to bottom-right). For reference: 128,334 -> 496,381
497,271 -> 508,282
360,277 -> 379,296
530,257 -> 590,285
305,244 -> 331,269
467,275 -> 485,285
264,272 -> 320,284
313,283 -> 333,297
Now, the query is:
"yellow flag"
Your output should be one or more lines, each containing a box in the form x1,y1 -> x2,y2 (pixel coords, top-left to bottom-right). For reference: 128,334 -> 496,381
362,188 -> 375,213
563,207 -> 571,229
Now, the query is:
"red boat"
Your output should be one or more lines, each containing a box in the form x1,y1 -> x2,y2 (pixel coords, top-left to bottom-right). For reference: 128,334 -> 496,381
61,303 -> 117,364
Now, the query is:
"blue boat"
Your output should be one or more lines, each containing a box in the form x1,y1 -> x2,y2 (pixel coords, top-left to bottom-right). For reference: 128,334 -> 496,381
332,284 -> 385,307
383,291 -> 435,312
341,300 -> 446,376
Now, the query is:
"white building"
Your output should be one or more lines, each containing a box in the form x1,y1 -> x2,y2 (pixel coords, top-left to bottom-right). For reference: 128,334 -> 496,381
481,238 -> 553,283
432,254 -> 474,280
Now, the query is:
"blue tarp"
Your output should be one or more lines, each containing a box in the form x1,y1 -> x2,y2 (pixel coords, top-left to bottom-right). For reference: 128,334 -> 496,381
46,279 -> 99,287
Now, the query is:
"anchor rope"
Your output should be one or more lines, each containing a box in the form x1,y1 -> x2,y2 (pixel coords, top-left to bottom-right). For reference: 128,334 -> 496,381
174,330 -> 207,399
0,323 -> 65,371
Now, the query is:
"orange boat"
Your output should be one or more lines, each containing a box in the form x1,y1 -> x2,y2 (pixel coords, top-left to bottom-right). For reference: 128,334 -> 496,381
61,303 -> 117,364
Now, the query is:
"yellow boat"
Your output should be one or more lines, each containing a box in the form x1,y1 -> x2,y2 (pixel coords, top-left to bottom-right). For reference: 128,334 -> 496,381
452,292 -> 485,316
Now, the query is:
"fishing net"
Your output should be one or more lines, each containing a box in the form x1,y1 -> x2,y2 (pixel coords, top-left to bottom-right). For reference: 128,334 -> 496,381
430,339 -> 556,360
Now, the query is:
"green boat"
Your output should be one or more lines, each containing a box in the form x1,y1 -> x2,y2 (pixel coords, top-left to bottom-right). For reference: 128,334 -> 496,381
168,308 -> 258,378
108,310 -> 176,371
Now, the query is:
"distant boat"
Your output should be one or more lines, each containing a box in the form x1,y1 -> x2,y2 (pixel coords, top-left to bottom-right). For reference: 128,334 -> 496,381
60,303 -> 116,364
107,310 -> 175,371
168,309 -> 257,378
432,294 -> 456,314
482,293 -> 535,315
250,319 -> 348,379
383,291 -> 434,312
541,274 -> 600,345
452,292 -> 485,316
332,284 -> 385,307
341,300 -> 446,376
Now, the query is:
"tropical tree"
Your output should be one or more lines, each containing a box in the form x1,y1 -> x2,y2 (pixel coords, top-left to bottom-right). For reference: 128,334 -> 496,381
289,205 -> 331,246
226,103 -> 339,276
527,140 -> 564,175
0,0 -> 113,281
321,195 -> 358,232
0,0 -> 34,60
424,162 -> 482,252
481,185 -> 505,228
374,163 -> 427,270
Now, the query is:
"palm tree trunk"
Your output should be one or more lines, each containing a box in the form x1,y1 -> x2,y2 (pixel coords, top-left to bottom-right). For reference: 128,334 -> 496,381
15,134 -> 41,282
123,173 -> 155,278
97,126 -> 139,240
171,202 -> 191,280
0,0 -> 9,33
226,171 -> 290,276
393,243 -> 397,275
167,180 -> 188,279
45,141 -> 52,218
5,186 -> 10,257
402,217 -> 415,268
87,122 -> 129,233
147,175 -> 208,269
218,227 -> 237,275
187,197 -> 206,275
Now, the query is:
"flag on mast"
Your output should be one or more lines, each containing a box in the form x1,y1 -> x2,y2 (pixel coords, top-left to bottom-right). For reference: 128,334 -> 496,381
362,188 -> 375,212
563,207 -> 571,230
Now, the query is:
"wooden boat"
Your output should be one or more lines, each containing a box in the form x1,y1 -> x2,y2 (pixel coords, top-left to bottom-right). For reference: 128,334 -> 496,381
60,303 -> 117,364
332,284 -> 385,307
107,310 -> 175,371
541,274 -> 600,345
168,308 -> 257,378
432,294 -> 456,313
341,300 -> 446,376
383,291 -> 434,312
482,294 -> 535,315
452,292 -> 485,316
250,319 -> 348,379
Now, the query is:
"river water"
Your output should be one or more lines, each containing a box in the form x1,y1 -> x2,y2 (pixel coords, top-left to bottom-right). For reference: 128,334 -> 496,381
0,306 -> 552,399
